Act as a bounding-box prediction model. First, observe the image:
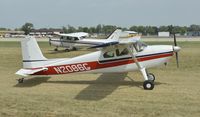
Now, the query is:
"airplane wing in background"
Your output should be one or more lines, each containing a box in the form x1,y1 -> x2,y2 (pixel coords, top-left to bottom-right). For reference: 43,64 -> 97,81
54,32 -> 89,38
89,35 -> 141,49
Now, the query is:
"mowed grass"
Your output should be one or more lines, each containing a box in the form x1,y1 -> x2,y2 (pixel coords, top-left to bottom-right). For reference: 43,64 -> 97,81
0,40 -> 200,117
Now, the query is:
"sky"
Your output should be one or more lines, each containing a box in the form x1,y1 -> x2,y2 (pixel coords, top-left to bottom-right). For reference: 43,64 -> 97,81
0,0 -> 200,29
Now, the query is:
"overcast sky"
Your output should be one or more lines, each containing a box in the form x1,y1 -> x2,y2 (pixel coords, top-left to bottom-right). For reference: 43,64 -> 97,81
0,0 -> 199,29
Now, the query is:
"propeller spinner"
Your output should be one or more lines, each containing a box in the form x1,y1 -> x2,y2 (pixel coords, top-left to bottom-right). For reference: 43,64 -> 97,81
173,33 -> 181,68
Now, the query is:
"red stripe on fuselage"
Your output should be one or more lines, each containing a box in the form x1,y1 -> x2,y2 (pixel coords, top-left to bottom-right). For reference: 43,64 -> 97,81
33,52 -> 173,75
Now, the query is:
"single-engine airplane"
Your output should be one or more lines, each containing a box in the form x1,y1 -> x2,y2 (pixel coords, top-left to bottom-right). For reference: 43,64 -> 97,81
49,32 -> 89,51
16,32 -> 181,90
49,29 -> 138,51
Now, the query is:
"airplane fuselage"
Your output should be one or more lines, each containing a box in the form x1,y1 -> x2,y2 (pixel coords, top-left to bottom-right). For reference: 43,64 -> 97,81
31,45 -> 174,76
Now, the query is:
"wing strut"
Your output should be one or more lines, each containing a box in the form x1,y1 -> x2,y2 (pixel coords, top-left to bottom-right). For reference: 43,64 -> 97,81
128,44 -> 155,90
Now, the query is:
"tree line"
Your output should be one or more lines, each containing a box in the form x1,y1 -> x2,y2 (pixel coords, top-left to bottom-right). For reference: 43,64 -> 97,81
1,23 -> 200,35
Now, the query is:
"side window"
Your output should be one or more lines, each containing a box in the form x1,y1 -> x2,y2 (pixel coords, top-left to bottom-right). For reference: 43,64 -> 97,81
66,36 -> 72,41
103,51 -> 114,58
116,48 -> 129,56
74,37 -> 79,41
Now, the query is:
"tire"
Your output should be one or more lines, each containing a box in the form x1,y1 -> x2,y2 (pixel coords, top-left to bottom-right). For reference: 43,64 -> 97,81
148,73 -> 155,81
143,80 -> 154,90
54,48 -> 58,51
72,47 -> 77,51
18,78 -> 24,83
65,49 -> 70,52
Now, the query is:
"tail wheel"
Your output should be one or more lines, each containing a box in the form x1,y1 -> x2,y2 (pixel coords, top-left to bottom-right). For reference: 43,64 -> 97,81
18,78 -> 24,83
143,80 -> 154,90
148,73 -> 155,81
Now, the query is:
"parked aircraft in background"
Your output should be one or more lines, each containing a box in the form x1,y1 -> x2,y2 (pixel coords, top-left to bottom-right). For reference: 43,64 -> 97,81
49,30 -> 139,51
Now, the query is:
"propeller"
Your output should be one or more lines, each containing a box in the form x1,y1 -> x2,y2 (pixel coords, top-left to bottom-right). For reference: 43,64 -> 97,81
48,36 -> 52,46
173,33 -> 180,68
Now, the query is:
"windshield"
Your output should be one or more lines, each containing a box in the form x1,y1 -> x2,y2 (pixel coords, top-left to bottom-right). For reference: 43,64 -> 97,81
133,41 -> 147,52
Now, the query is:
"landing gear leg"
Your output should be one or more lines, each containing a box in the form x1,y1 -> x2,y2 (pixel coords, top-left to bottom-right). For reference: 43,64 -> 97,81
127,45 -> 155,90
18,78 -> 24,83
140,68 -> 155,90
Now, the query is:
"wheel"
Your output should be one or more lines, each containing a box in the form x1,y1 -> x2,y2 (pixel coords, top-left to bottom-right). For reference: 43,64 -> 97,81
72,47 -> 77,51
65,49 -> 70,52
148,73 -> 155,81
143,80 -> 154,90
54,48 -> 58,51
18,78 -> 24,83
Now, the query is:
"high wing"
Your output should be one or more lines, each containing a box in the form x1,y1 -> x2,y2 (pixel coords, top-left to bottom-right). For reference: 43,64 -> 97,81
54,32 -> 89,38
89,34 -> 141,49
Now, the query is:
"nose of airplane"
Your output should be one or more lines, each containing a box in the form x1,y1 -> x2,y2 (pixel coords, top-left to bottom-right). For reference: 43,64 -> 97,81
173,46 -> 181,52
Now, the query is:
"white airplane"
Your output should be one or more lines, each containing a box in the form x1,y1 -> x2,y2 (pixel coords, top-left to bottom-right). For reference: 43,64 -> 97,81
49,29 -> 136,51
49,32 -> 89,51
16,34 -> 181,90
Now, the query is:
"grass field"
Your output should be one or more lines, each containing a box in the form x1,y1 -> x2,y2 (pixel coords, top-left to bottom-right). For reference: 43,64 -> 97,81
0,41 -> 200,117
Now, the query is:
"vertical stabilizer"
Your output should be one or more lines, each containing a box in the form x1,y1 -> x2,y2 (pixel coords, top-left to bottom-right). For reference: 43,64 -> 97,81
107,29 -> 122,40
21,36 -> 47,68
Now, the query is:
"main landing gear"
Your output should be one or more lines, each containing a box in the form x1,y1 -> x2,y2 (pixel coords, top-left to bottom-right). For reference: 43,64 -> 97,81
128,45 -> 156,90
140,68 -> 156,90
64,47 -> 77,52
54,47 -> 77,52
54,47 -> 58,51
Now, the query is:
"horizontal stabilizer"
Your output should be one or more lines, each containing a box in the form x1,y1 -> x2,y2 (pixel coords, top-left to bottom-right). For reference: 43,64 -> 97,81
15,68 -> 47,76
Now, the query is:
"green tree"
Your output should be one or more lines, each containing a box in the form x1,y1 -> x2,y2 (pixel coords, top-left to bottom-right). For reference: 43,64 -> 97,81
21,22 -> 34,35
89,27 -> 96,34
82,27 -> 89,33
77,27 -> 84,32
96,24 -> 102,34
102,25 -> 117,35
159,26 -> 169,32
62,26 -> 68,33
137,26 -> 145,35
188,25 -> 200,31
67,25 -> 76,33
129,26 -> 138,32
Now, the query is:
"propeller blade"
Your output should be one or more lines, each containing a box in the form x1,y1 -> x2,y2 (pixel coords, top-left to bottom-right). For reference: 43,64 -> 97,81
49,37 -> 52,46
175,52 -> 179,68
173,33 -> 180,68
173,33 -> 177,46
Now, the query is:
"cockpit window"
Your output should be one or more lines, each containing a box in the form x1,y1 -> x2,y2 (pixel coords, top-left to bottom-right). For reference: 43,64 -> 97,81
134,42 -> 147,52
103,51 -> 114,58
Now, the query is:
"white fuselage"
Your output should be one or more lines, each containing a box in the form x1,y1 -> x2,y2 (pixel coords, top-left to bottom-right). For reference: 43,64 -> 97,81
32,45 -> 174,75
